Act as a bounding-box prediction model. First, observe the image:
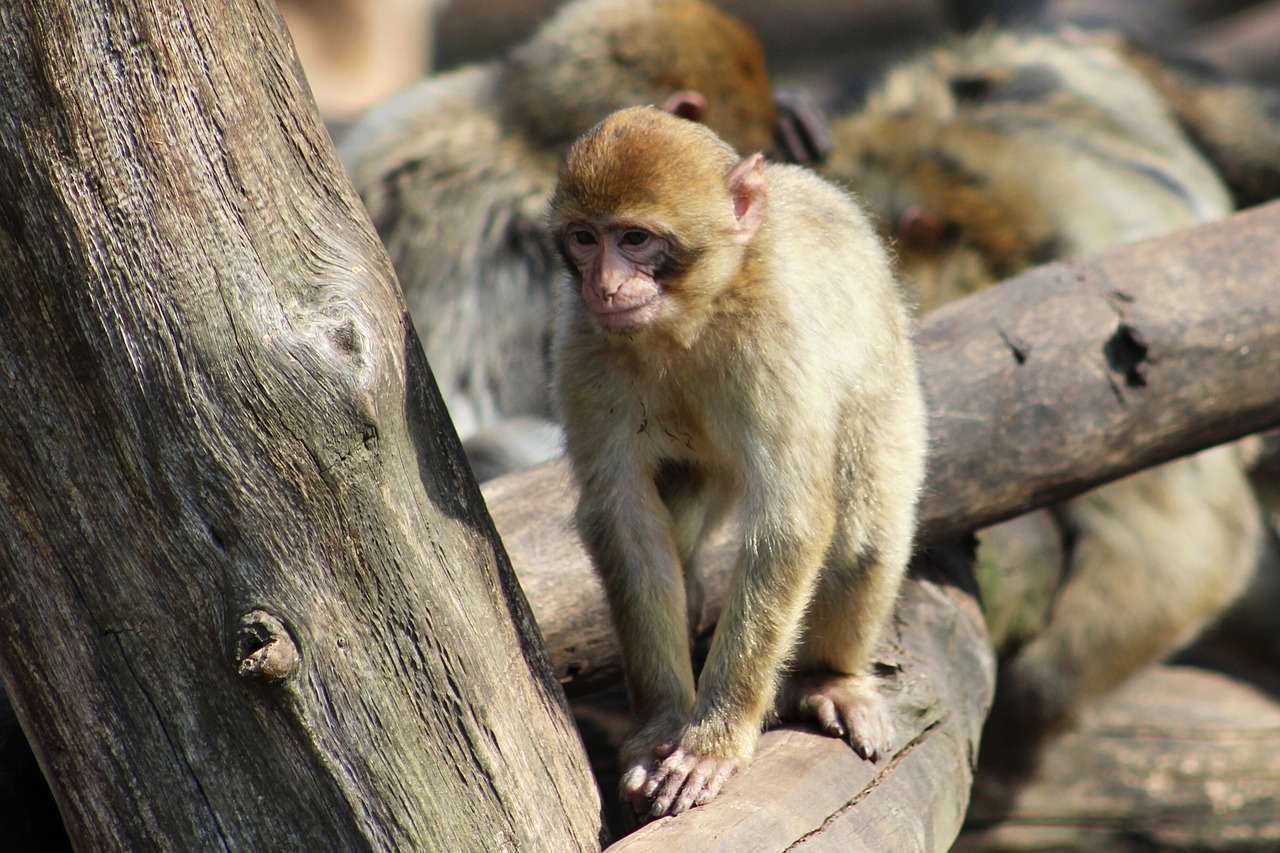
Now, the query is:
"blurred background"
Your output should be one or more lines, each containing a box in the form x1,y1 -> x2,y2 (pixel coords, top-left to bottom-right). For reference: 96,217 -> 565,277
278,0 -> 1280,123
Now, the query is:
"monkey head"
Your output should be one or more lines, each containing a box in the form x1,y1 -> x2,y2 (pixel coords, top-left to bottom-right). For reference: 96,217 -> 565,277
550,106 -> 766,337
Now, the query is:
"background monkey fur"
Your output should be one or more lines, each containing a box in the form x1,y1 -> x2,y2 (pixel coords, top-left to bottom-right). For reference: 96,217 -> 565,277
339,0 -> 807,481
822,28 -> 1275,801
550,107 -> 926,822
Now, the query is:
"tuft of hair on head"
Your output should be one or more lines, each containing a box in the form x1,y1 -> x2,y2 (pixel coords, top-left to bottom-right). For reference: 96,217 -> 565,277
553,106 -> 741,231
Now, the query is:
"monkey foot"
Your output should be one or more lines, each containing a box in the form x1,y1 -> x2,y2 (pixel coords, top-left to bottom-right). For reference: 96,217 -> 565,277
779,672 -> 895,761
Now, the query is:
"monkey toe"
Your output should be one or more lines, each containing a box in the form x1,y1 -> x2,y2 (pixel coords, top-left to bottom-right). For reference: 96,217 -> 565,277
840,696 -> 894,760
783,672 -> 895,761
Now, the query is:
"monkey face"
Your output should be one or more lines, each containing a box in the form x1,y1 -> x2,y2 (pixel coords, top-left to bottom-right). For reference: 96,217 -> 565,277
560,224 -> 668,333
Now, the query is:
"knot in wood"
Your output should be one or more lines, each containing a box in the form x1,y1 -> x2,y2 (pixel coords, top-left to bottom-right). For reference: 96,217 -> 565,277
236,610 -> 300,684
1104,322 -> 1149,388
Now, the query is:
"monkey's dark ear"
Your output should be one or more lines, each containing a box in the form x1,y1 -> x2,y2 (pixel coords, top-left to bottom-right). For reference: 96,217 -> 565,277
727,153 -> 767,245
660,90 -> 708,123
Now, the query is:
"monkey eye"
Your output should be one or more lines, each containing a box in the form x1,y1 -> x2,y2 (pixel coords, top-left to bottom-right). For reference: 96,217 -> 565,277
621,229 -> 651,247
571,230 -> 597,246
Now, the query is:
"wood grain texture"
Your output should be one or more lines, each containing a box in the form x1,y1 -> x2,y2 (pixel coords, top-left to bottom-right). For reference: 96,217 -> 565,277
956,665 -> 1280,852
0,0 -> 601,849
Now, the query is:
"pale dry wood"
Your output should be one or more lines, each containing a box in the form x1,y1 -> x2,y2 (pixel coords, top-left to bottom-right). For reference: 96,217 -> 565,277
0,0 -> 601,850
956,665 -> 1280,852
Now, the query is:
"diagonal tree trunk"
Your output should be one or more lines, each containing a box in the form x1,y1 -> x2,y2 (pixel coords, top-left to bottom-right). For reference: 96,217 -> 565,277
0,1 -> 602,849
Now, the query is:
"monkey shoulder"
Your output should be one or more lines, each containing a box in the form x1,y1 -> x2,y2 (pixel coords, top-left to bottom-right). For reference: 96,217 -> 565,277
756,163 -> 906,321
761,163 -> 889,256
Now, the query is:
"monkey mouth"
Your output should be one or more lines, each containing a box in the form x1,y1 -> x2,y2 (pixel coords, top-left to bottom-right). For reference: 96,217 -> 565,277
593,300 -> 660,332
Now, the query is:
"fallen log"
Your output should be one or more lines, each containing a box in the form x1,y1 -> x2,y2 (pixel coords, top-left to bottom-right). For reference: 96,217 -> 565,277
955,665 -> 1280,852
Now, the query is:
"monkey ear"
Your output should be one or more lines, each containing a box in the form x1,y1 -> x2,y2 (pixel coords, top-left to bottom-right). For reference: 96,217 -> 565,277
660,90 -> 708,123
726,153 -> 767,246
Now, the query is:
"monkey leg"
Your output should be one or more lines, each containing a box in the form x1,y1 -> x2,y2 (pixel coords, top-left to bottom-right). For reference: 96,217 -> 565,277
575,486 -> 701,825
776,492 -> 917,761
776,553 -> 910,760
979,445 -> 1263,783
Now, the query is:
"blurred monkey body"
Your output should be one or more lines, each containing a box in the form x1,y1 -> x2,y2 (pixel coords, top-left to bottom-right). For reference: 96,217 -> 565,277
823,29 -> 1268,800
551,107 -> 925,822
338,0 -> 781,478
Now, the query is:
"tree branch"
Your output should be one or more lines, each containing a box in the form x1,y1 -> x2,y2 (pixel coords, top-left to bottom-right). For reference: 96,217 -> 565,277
0,0 -> 601,849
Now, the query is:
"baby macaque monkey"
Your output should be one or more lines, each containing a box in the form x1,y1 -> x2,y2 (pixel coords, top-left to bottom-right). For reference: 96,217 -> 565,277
550,107 -> 927,823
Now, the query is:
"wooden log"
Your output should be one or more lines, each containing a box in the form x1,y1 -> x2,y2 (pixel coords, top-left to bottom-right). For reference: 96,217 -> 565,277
955,665 -> 1280,852
487,199 -> 1280,695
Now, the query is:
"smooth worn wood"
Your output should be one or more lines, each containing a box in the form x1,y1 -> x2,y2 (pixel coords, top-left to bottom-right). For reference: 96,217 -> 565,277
0,1 -> 601,850
917,199 -> 1280,544
956,665 -> 1280,852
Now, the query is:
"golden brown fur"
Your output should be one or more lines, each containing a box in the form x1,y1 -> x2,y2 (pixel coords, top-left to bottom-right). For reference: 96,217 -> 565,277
552,107 -> 926,823
822,28 -> 1271,806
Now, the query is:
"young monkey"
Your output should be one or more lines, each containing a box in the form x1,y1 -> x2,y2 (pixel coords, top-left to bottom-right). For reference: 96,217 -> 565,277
550,106 -> 927,823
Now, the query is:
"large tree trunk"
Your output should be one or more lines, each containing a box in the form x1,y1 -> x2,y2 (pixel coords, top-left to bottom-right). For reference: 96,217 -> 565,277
0,1 -> 602,850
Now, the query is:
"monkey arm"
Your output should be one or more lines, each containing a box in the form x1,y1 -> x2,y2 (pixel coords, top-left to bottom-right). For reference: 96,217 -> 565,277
574,464 -> 697,729
685,429 -> 841,756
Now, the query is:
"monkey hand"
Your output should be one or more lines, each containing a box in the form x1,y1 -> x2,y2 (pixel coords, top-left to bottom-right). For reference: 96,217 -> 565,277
618,722 -> 748,825
778,672 -> 895,761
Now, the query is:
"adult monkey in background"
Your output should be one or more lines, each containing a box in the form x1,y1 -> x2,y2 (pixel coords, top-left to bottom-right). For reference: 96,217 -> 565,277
340,0 -> 820,480
822,28 -> 1274,808
551,107 -> 925,824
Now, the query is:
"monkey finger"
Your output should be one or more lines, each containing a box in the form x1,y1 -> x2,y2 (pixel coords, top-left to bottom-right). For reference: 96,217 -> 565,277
670,755 -> 724,816
620,764 -> 650,798
620,765 -> 657,827
693,761 -> 735,807
648,749 -> 699,816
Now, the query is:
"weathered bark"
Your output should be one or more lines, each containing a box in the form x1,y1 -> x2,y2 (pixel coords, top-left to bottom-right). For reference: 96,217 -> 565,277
0,1 -> 601,850
917,198 -> 1280,543
955,665 -> 1280,852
